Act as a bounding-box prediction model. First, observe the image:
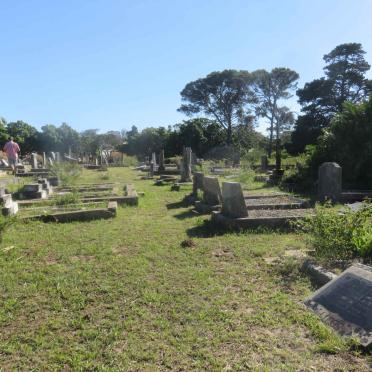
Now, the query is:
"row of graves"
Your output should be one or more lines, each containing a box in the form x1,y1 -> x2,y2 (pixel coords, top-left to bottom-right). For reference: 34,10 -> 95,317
190,164 -> 372,348
148,152 -> 372,349
0,158 -> 139,222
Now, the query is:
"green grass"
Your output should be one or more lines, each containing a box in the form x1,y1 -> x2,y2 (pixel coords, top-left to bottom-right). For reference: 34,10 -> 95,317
0,168 -> 370,370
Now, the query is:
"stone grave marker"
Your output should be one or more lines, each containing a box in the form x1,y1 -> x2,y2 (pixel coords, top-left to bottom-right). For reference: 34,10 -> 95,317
193,172 -> 204,197
48,157 -> 54,166
305,263 -> 372,347
151,152 -> 157,167
55,152 -> 61,163
221,182 -> 248,218
181,147 -> 192,182
158,149 -> 165,172
2,159 -> 9,167
31,153 -> 38,169
42,152 -> 47,167
203,176 -> 221,205
318,162 -> 342,202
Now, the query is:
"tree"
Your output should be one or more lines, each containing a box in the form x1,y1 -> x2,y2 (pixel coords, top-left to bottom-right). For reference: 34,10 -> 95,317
178,70 -> 255,145
0,117 -> 9,145
39,124 -> 62,152
252,68 -> 299,157
306,95 -> 372,189
57,123 -> 79,154
290,43 -> 372,153
6,120 -> 39,153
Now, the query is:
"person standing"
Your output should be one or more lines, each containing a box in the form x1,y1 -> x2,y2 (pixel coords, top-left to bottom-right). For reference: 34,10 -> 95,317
3,137 -> 20,175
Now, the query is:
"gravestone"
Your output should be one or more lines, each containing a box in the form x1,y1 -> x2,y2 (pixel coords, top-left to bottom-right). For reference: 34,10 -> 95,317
55,152 -> 61,163
203,176 -> 221,205
31,153 -> 38,169
149,162 -> 155,177
42,152 -> 47,167
318,162 -> 342,202
48,157 -> 54,166
181,147 -> 192,182
305,264 -> 372,347
221,182 -> 248,218
2,159 -> 9,167
158,149 -> 165,172
151,152 -> 157,167
261,155 -> 268,171
193,172 -> 204,197
50,152 -> 56,161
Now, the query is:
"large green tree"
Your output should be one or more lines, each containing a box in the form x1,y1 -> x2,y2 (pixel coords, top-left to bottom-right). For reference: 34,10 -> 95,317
307,95 -> 372,188
6,120 -> 39,153
178,70 -> 254,145
290,43 -> 372,153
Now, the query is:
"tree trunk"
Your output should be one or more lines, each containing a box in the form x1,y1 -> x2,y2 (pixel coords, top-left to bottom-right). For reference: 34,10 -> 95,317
275,123 -> 281,171
226,121 -> 232,145
268,117 -> 274,157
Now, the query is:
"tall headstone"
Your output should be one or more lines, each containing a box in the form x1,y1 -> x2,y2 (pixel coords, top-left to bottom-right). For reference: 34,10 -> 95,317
158,150 -> 165,172
151,152 -> 157,167
42,152 -> 47,167
55,152 -> 61,163
181,147 -> 192,182
203,176 -> 221,205
318,162 -> 342,202
221,182 -> 248,218
50,152 -> 56,161
261,155 -> 268,171
31,153 -> 38,169
149,162 -> 155,177
193,172 -> 204,197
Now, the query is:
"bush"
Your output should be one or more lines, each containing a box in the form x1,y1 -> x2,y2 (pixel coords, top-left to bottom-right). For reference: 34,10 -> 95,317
121,154 -> 138,167
295,202 -> 372,261
54,192 -> 81,206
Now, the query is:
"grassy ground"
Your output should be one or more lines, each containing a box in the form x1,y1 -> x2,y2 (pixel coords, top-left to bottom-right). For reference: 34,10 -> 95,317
0,168 -> 371,370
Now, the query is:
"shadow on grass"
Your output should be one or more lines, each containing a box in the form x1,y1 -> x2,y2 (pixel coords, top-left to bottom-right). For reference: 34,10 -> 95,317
186,219 -> 230,238
166,200 -> 189,209
173,210 -> 199,220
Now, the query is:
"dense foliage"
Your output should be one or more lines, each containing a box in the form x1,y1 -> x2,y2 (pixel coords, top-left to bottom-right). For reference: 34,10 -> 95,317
297,202 -> 372,262
289,43 -> 372,153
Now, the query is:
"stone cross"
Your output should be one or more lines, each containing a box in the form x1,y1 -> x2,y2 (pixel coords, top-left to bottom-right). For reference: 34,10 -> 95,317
202,176 -> 221,205
318,162 -> 342,202
221,182 -> 248,218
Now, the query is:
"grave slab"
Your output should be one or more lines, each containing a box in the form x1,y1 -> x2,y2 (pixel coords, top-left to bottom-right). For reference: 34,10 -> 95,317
305,264 -> 372,347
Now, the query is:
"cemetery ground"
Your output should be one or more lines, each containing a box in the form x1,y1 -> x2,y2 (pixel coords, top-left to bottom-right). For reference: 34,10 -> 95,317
0,168 -> 371,370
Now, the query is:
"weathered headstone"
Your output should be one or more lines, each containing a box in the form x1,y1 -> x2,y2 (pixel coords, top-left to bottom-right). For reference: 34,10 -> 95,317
42,152 -> 47,167
50,152 -> 56,161
31,153 -> 38,169
221,182 -> 248,218
318,162 -> 342,202
305,264 -> 372,347
158,150 -> 165,172
261,155 -> 268,171
149,162 -> 155,177
203,176 -> 221,205
181,147 -> 192,182
48,157 -> 54,166
1,159 -> 9,167
193,172 -> 204,197
151,152 -> 157,167
55,152 -> 61,163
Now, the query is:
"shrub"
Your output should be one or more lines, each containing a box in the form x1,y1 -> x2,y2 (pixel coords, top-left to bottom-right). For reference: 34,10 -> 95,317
295,202 -> 372,261
54,192 -> 80,206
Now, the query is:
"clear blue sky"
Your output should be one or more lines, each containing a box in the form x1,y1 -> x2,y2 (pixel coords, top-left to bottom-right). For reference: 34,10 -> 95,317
1,0 -> 372,135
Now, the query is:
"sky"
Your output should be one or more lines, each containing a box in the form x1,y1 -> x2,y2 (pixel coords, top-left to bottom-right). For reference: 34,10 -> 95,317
1,0 -> 372,135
